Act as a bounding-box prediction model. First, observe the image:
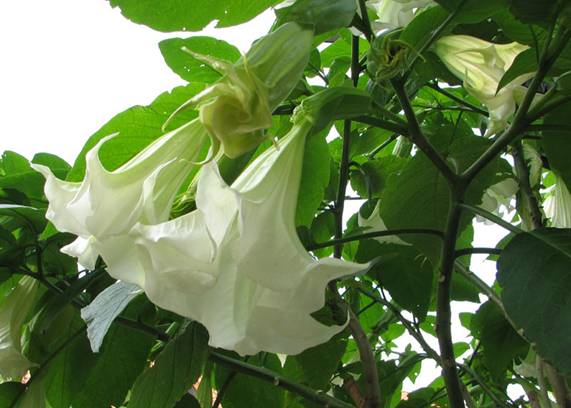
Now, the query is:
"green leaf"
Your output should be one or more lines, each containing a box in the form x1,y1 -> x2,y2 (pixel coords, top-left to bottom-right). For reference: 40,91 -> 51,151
506,0 -> 560,25
380,135 -> 507,263
296,132 -> 330,226
175,394 -> 201,408
471,301 -> 529,378
350,157 -> 408,199
0,383 -> 24,407
109,0 -> 281,32
0,151 -> 45,199
401,6 -> 450,50
276,0 -> 356,35
34,269 -> 105,334
543,101 -> 571,190
435,0 -> 507,24
356,242 -> 433,320
81,281 -> 143,352
159,37 -> 241,83
129,322 -> 209,408
497,47 -> 537,92
71,323 -> 155,407
31,153 -> 71,180
215,353 -> 285,408
67,84 -> 205,181
450,271 -> 481,302
0,204 -> 46,234
497,228 -> 571,374
494,9 -> 548,45
283,335 -> 347,390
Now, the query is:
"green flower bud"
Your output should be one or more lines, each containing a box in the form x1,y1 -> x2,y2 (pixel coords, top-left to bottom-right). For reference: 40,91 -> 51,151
170,22 -> 314,159
367,30 -> 416,82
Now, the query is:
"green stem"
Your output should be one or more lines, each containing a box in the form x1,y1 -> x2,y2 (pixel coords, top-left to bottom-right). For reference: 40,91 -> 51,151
210,352 -> 355,408
513,143 -> 544,230
436,200 -> 466,408
458,203 -> 522,234
332,35 -> 381,408
526,124 -> 571,133
426,83 -> 488,117
308,228 -> 444,251
357,0 -> 374,41
454,247 -> 502,258
354,116 -> 409,135
391,79 -> 459,185
454,261 -> 504,313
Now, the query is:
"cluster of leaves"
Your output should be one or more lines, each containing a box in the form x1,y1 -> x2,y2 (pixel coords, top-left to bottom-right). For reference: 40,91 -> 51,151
1,0 -> 571,407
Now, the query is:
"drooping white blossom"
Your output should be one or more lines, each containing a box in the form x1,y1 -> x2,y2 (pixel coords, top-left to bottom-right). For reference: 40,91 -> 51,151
434,35 -> 532,136
33,119 -> 209,268
102,115 -> 367,355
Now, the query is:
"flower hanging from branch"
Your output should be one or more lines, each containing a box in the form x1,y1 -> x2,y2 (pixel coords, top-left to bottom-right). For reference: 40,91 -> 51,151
101,110 -> 367,355
434,35 -> 532,136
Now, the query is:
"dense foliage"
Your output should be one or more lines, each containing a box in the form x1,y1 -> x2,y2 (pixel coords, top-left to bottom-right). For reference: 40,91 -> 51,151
1,0 -> 571,407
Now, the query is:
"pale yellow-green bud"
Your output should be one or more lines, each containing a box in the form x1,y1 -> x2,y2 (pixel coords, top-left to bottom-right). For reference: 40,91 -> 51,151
174,22 -> 314,159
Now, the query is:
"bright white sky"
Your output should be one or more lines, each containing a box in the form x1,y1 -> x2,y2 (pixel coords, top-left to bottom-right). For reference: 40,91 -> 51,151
0,0 -> 273,163
0,0 -> 513,397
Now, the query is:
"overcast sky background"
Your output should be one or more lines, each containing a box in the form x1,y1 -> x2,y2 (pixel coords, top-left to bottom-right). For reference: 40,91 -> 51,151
0,0 -> 513,396
0,0 -> 273,162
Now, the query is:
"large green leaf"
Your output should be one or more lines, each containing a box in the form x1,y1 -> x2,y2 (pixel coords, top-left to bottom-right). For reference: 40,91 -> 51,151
159,37 -> 241,83
276,0 -> 356,35
497,47 -> 537,92
435,0 -> 507,23
129,322 -> 209,408
109,0 -> 281,32
356,242 -> 433,320
0,151 -> 45,199
542,101 -> 571,190
215,354 -> 285,408
283,335 -> 347,391
296,132 -> 330,226
67,84 -> 205,181
497,228 -> 571,374
71,324 -> 155,407
380,135 -> 508,263
471,301 -> 529,379
506,0 -> 560,25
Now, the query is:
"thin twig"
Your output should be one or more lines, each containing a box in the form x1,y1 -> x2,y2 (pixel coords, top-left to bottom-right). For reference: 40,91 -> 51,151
210,352 -> 355,408
308,228 -> 444,251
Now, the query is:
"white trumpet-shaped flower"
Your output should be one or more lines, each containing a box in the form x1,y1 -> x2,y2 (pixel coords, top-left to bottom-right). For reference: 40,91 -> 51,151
33,119 -> 209,269
544,176 -> 571,228
434,35 -> 532,136
0,277 -> 38,379
367,0 -> 434,29
102,115 -> 367,356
